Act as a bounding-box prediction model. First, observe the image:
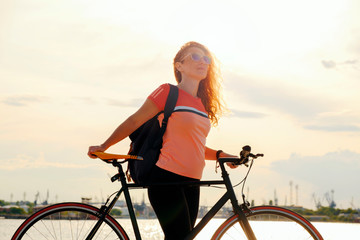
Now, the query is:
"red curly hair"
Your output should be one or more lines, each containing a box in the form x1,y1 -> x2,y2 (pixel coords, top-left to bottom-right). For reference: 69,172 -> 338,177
173,41 -> 225,126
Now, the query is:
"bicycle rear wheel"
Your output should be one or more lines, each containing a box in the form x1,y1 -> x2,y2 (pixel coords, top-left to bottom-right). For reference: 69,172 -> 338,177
11,202 -> 129,240
212,206 -> 323,240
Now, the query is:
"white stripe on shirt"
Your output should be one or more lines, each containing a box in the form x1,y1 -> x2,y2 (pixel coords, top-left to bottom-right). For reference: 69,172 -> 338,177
174,106 -> 208,118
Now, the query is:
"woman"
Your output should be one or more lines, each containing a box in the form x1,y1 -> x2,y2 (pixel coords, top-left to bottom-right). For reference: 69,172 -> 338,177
88,41 -> 237,239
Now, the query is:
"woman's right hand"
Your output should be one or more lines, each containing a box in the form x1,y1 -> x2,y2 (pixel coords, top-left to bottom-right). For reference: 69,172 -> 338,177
88,144 -> 107,159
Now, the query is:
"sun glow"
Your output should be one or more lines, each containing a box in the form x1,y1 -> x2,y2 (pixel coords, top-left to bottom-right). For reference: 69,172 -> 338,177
1,0 -> 359,210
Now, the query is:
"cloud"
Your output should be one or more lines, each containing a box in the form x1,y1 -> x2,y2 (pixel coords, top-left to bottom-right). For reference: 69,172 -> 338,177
72,97 -> 97,105
106,98 -> 144,108
0,153 -> 95,171
308,110 -> 360,132
270,150 -> 360,206
304,124 -> 360,132
321,59 -> 358,70
321,60 -> 336,69
224,71 -> 360,133
271,150 -> 360,181
343,59 -> 358,65
224,71 -> 333,120
1,95 -> 49,106
229,109 -> 267,119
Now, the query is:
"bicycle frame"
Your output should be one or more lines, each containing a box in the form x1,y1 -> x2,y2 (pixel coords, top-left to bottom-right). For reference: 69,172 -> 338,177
89,158 -> 256,240
12,149 -> 323,240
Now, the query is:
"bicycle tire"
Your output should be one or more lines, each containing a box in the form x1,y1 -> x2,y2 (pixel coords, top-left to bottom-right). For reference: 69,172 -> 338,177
212,205 -> 323,240
11,202 -> 129,240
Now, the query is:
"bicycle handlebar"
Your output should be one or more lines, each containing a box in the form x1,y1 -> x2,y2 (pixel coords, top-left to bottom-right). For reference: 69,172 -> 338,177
93,145 -> 263,167
218,153 -> 263,164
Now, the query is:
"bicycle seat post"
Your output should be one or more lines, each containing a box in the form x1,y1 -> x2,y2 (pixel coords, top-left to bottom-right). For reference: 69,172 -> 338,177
113,160 -> 142,240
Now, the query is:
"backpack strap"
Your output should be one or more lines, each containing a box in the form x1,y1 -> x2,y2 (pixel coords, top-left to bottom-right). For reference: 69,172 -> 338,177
160,84 -> 178,134
126,84 -> 178,183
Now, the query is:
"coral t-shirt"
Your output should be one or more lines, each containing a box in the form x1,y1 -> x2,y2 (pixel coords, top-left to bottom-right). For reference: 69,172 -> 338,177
148,83 -> 211,179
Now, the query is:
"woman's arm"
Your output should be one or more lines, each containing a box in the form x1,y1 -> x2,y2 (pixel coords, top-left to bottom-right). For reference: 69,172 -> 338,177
88,98 -> 159,158
205,146 -> 238,168
205,146 -> 237,160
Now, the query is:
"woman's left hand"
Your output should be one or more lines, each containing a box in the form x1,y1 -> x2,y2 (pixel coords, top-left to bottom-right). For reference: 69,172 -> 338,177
218,151 -> 239,169
226,162 -> 238,169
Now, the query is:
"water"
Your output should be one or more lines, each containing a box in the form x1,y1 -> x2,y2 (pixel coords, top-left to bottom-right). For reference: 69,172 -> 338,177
2,218 -> 360,239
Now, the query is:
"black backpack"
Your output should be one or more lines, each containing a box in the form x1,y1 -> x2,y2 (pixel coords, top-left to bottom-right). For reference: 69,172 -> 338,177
126,84 -> 179,184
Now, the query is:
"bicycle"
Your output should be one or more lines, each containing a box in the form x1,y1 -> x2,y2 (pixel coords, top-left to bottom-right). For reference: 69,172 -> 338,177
12,146 -> 323,239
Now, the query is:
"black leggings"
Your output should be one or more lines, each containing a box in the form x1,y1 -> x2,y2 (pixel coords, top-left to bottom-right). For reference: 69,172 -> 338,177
148,166 -> 200,240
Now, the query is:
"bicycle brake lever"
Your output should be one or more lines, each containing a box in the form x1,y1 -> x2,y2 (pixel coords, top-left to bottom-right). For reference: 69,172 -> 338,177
239,145 -> 251,162
241,157 -> 250,167
111,173 -> 120,182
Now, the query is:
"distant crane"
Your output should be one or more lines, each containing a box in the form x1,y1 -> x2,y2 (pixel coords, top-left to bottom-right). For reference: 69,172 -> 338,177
350,197 -> 356,209
44,189 -> 49,205
290,181 -> 293,206
312,193 -> 322,209
34,192 -> 40,205
274,189 -> 278,206
34,190 -> 50,205
324,190 -> 336,208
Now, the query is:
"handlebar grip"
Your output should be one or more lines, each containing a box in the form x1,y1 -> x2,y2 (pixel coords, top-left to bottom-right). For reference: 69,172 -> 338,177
248,153 -> 264,158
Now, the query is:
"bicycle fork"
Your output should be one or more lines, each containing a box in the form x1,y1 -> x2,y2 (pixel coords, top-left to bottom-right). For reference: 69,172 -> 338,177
219,163 -> 257,240
234,206 -> 256,240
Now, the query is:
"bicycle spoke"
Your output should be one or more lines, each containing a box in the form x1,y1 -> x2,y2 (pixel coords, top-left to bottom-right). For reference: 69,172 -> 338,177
69,219 -> 74,240
93,223 -> 103,239
103,227 -> 115,240
224,224 -> 243,239
58,213 -> 62,240
43,219 -> 58,239
49,217 -> 58,240
78,215 -> 90,239
24,233 -> 35,240
33,223 -> 51,239
75,212 -> 79,240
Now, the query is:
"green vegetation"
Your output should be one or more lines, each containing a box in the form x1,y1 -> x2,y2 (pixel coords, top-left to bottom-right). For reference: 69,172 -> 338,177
0,199 -> 8,206
292,206 -> 359,223
1,199 -> 359,222
110,208 -> 122,216
8,207 -> 26,215
0,200 -> 33,216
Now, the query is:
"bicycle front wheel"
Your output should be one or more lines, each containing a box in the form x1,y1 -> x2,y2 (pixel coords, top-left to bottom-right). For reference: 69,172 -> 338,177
212,206 -> 323,240
11,202 -> 129,240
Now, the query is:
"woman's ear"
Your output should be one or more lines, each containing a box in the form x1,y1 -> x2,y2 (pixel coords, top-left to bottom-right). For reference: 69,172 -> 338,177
175,62 -> 182,72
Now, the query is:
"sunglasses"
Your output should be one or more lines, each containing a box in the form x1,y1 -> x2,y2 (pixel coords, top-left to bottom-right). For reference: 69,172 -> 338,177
181,53 -> 211,64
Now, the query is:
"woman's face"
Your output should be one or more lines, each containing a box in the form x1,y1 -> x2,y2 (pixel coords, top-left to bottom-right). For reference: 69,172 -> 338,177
176,47 -> 211,82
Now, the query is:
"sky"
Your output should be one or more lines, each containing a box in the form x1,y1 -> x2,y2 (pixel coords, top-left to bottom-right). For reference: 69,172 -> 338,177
0,0 -> 359,210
